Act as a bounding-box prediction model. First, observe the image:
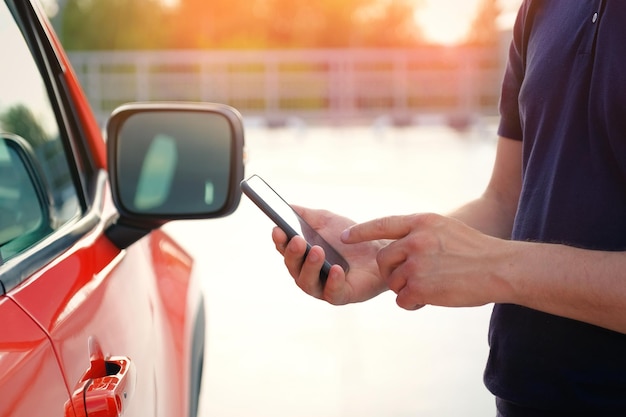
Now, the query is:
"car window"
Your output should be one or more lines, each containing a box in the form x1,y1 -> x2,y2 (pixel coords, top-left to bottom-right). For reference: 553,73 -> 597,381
0,2 -> 79,263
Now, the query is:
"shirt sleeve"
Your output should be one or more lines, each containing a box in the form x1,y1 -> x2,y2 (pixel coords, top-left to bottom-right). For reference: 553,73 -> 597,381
497,0 -> 532,141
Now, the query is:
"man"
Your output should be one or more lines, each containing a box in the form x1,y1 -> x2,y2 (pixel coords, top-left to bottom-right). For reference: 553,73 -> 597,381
272,1 -> 626,415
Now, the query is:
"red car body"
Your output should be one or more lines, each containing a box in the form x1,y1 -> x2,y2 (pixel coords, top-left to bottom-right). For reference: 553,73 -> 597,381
0,1 -> 245,416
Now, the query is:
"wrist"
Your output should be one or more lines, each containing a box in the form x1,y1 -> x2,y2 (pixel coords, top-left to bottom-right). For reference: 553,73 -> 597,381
488,238 -> 527,305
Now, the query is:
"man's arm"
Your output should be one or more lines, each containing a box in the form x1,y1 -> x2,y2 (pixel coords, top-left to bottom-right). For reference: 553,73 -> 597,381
498,238 -> 626,334
343,137 -> 626,334
453,138 -> 626,333
448,136 -> 522,238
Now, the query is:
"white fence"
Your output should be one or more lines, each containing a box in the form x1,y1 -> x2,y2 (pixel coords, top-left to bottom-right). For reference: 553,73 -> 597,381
68,47 -> 505,127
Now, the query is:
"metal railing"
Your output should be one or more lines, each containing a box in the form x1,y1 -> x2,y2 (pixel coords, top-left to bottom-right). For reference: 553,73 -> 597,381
68,47 -> 505,126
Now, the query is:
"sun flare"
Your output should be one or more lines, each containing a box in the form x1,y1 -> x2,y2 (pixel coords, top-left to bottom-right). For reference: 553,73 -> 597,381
414,0 -> 521,45
413,0 -> 480,45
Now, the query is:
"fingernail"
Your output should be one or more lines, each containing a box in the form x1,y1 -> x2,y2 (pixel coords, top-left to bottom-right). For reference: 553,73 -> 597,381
340,229 -> 350,242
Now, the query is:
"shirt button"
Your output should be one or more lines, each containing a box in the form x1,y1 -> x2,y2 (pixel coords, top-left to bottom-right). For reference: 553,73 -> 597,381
592,12 -> 598,23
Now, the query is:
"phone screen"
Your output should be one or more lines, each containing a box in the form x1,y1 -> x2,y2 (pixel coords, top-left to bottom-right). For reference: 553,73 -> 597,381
241,174 -> 349,281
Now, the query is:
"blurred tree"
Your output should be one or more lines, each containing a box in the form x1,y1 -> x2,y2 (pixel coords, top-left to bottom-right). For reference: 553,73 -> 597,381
260,0 -> 366,47
61,0 -> 172,49
57,0 -> 427,50
465,0 -> 501,46
169,0 -> 261,48
171,0 -> 422,48
0,105 -> 49,147
354,0 -> 423,47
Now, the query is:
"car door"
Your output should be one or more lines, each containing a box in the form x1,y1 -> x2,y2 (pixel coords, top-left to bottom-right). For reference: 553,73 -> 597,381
0,1 -> 162,415
0,296 -> 70,417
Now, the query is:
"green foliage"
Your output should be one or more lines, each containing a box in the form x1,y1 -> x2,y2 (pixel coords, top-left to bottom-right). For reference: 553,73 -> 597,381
58,0 -> 425,50
466,0 -> 501,46
0,105 -> 49,147
61,0 -> 173,49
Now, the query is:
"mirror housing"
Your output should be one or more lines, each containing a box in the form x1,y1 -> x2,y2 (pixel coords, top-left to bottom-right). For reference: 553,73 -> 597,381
105,102 -> 245,249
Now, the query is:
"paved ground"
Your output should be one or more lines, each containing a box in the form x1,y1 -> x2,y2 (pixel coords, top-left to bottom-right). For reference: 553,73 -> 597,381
166,122 -> 499,417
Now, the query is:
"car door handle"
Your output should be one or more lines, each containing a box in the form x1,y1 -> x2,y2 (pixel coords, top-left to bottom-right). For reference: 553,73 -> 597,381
66,337 -> 136,417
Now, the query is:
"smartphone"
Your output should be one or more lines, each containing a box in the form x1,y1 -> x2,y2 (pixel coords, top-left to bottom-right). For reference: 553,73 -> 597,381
240,174 -> 349,282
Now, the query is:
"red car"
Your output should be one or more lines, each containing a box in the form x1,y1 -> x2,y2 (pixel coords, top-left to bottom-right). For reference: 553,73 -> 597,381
0,1 -> 245,416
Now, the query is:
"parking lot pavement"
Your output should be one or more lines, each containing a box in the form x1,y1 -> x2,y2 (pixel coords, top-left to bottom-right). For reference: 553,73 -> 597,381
166,123 -> 498,417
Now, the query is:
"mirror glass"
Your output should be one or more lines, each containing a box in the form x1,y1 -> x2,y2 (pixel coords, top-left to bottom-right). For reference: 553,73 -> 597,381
115,111 -> 233,216
0,138 -> 47,258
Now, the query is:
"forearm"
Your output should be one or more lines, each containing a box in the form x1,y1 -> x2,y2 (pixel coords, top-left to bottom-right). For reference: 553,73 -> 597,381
448,136 -> 521,240
495,239 -> 626,334
448,192 -> 516,239
449,194 -> 626,334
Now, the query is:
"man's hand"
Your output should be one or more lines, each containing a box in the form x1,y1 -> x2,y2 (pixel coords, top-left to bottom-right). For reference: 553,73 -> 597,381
342,213 -> 513,310
272,206 -> 388,305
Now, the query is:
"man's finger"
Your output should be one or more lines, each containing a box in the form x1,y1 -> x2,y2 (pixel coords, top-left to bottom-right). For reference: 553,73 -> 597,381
341,215 -> 415,243
295,245 -> 326,298
272,226 -> 289,254
283,235 -> 308,278
396,287 -> 426,311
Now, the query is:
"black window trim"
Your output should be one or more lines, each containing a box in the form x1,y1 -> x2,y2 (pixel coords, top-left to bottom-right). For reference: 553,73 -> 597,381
0,0 -> 108,293
0,172 -> 105,292
9,0 -> 98,199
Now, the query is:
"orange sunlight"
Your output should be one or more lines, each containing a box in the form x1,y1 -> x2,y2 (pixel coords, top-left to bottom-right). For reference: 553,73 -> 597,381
416,0 -> 522,45
155,0 -> 522,47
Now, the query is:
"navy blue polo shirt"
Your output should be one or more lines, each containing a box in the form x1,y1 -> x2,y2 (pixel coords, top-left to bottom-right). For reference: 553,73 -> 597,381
484,0 -> 626,414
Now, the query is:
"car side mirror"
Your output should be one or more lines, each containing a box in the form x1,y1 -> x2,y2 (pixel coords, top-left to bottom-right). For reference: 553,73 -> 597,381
0,134 -> 52,263
105,102 -> 245,249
